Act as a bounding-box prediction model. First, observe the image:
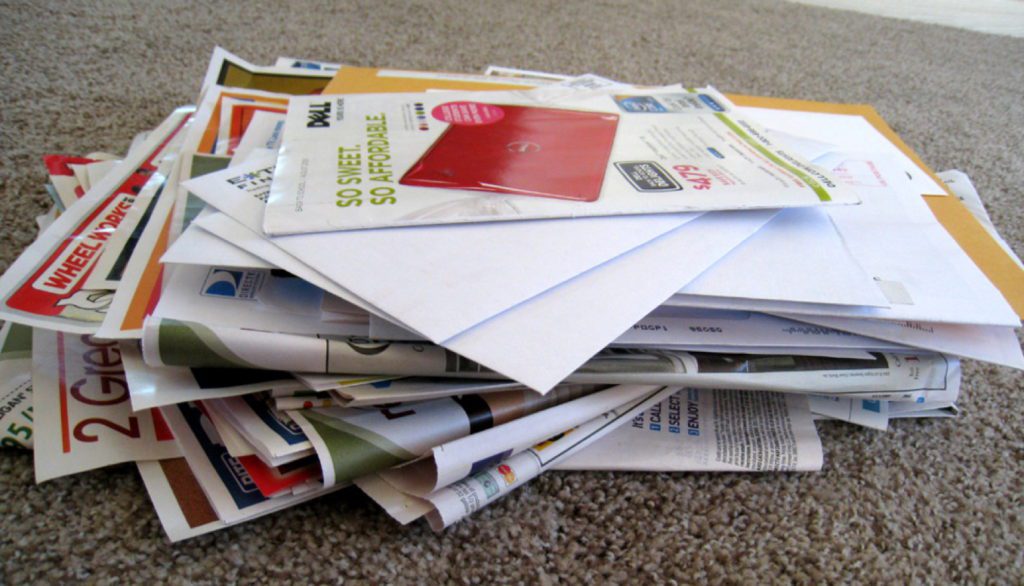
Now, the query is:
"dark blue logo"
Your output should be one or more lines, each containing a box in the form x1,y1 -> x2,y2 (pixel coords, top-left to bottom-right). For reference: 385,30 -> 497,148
698,94 -> 726,112
616,96 -> 667,113
200,268 -> 264,299
202,269 -> 243,298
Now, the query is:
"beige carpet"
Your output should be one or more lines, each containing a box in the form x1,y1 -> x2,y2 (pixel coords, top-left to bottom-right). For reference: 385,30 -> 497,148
1,0 -> 1022,582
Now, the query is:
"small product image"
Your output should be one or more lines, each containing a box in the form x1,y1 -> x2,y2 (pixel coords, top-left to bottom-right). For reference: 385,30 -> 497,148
400,104 -> 620,202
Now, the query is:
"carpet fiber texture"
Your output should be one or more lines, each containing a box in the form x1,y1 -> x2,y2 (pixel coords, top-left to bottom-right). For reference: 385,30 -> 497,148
1,0 -> 1022,582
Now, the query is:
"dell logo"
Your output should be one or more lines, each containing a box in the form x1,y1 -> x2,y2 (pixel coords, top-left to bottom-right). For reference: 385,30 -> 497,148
506,141 -> 541,153
307,101 -> 332,128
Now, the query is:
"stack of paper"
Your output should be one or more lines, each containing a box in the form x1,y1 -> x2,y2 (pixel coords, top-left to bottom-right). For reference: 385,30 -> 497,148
1,49 -> 1020,540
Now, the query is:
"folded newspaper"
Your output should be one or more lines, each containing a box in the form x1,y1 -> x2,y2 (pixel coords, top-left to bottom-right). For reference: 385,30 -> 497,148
2,49 -> 1021,542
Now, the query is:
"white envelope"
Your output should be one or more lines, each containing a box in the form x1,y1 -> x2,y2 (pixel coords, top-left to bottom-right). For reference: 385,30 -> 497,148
440,210 -> 775,390
369,303 -> 907,351
665,107 -> 975,310
198,205 -> 772,390
185,156 -> 700,343
739,106 -> 947,196
678,206 -> 890,307
162,213 -> 273,269
195,211 -> 412,329
669,156 -> 1020,328
186,159 -> 774,390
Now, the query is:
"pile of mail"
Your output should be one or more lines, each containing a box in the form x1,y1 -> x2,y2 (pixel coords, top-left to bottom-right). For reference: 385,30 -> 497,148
1,49 -> 1021,541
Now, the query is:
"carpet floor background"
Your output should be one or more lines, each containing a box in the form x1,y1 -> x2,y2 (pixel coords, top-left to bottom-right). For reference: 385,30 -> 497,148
1,0 -> 1022,582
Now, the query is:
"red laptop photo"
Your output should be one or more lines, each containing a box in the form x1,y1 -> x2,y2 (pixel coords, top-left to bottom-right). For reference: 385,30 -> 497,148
400,104 -> 620,202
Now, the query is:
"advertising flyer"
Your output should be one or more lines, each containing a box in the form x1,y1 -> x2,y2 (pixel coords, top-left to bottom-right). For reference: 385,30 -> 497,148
265,85 -> 857,234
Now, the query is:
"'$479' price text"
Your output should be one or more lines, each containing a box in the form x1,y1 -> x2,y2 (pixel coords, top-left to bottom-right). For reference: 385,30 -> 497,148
673,165 -> 712,190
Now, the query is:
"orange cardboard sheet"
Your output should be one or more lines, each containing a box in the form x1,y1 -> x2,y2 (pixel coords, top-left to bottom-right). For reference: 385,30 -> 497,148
727,94 -> 1023,319
324,66 -> 537,94
322,68 -> 1023,319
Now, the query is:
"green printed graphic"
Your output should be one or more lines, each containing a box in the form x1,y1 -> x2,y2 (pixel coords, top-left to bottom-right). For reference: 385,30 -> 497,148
473,471 -> 500,499
158,320 -> 255,369
1,323 -> 32,361
302,411 -> 416,484
714,113 -> 833,202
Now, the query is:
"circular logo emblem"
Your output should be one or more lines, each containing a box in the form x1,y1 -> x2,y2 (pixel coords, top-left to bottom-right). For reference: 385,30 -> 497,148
506,141 -> 541,153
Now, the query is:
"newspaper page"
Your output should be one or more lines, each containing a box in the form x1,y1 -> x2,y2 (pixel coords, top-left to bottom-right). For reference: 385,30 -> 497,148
0,322 -> 34,449
121,341 -> 303,411
289,373 -> 401,393
203,402 -> 260,459
288,385 -> 600,487
273,392 -> 337,410
0,108 -> 192,332
142,317 -> 490,374
367,306 -> 907,352
264,86 -> 856,234
555,389 -> 823,471
808,395 -> 889,430
378,385 -> 672,497
32,330 -> 180,482
329,379 -> 551,407
889,400 -> 958,417
566,349 -> 956,395
636,347 -> 877,359
152,264 -> 369,337
810,376 -> 961,428
0,378 -> 33,450
137,458 -> 226,542
354,474 -> 432,525
421,386 -> 679,530
205,393 -> 313,464
771,313 -> 1024,370
142,318 -> 959,396
613,308 -> 905,351
159,401 -> 341,524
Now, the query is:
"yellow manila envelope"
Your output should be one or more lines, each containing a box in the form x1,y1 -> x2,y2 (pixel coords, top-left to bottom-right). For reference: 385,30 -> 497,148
323,66 -> 542,94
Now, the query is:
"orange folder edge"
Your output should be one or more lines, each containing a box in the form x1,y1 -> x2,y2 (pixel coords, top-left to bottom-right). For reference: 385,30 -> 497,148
323,66 -> 536,95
